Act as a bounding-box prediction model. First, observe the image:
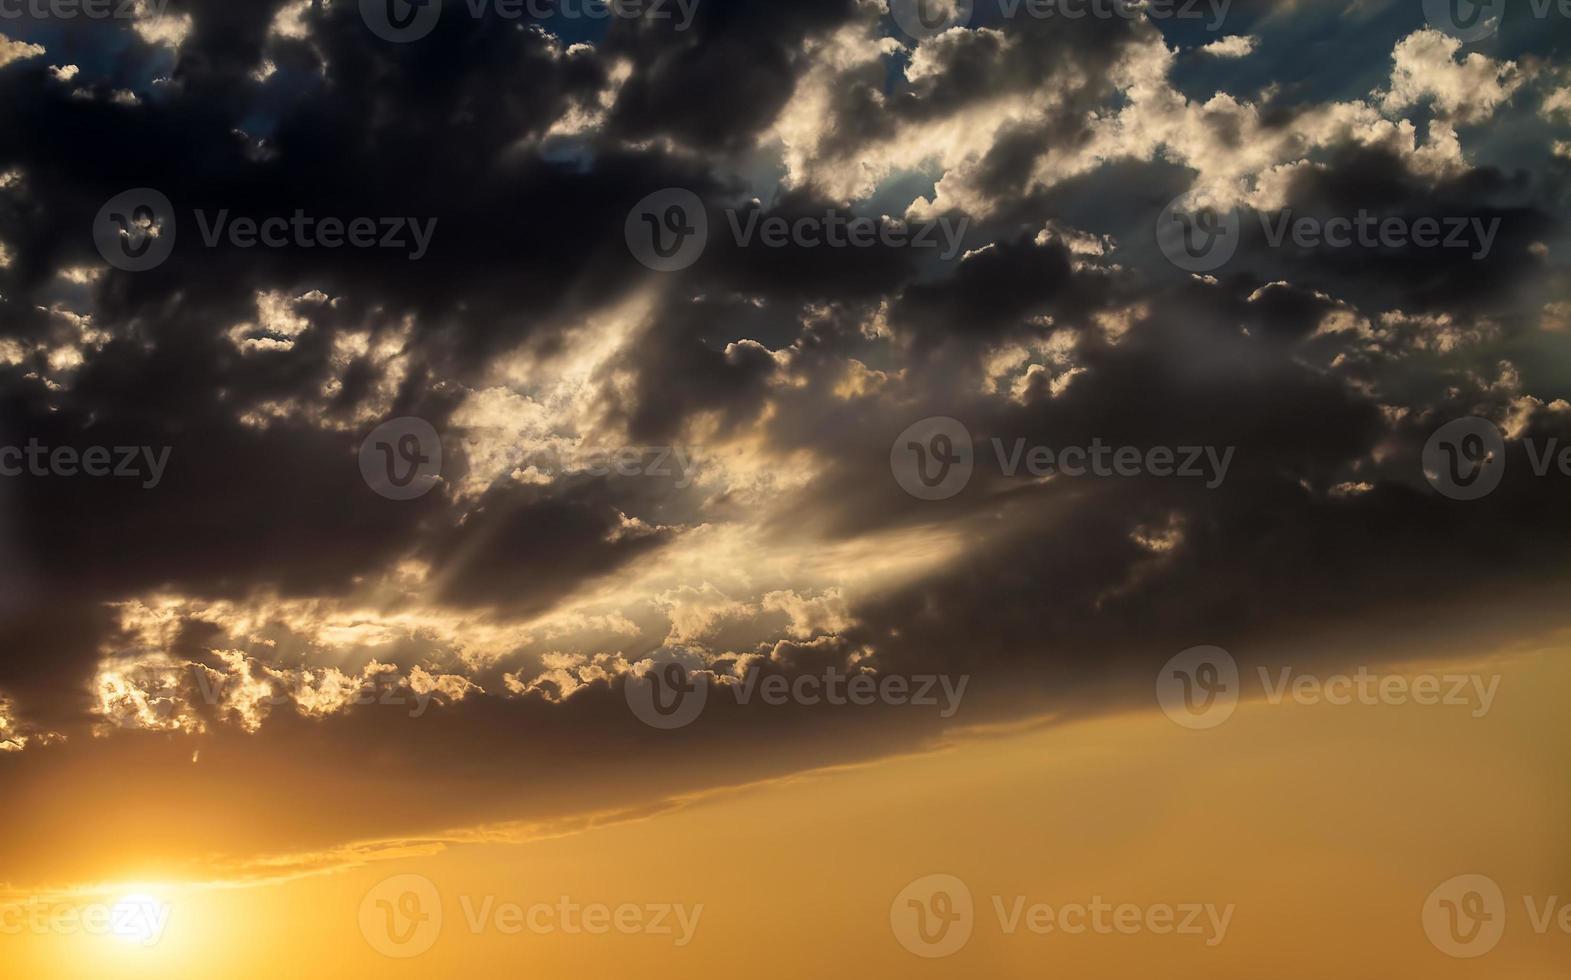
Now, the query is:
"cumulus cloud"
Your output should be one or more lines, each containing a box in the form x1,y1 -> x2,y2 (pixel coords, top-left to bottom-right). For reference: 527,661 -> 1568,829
1381,29 -> 1524,124
0,35 -> 44,69
1200,35 -> 1259,58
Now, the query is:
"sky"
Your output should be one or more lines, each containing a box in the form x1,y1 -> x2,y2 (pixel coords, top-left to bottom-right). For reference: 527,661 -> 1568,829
0,0 -> 1569,976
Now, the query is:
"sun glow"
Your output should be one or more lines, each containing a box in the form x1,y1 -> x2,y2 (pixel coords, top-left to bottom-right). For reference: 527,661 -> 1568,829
109,894 -> 169,947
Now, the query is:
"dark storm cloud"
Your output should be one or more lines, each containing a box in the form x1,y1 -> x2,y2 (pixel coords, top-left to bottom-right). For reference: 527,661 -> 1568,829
603,0 -> 862,150
425,485 -> 676,613
1240,144 -> 1560,317
2,0 -> 1571,887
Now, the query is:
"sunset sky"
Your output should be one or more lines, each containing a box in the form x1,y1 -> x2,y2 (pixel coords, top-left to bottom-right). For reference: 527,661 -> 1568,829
2,0 -> 1570,976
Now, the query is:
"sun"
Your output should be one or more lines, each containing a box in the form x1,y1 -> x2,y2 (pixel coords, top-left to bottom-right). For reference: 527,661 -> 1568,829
109,893 -> 169,947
